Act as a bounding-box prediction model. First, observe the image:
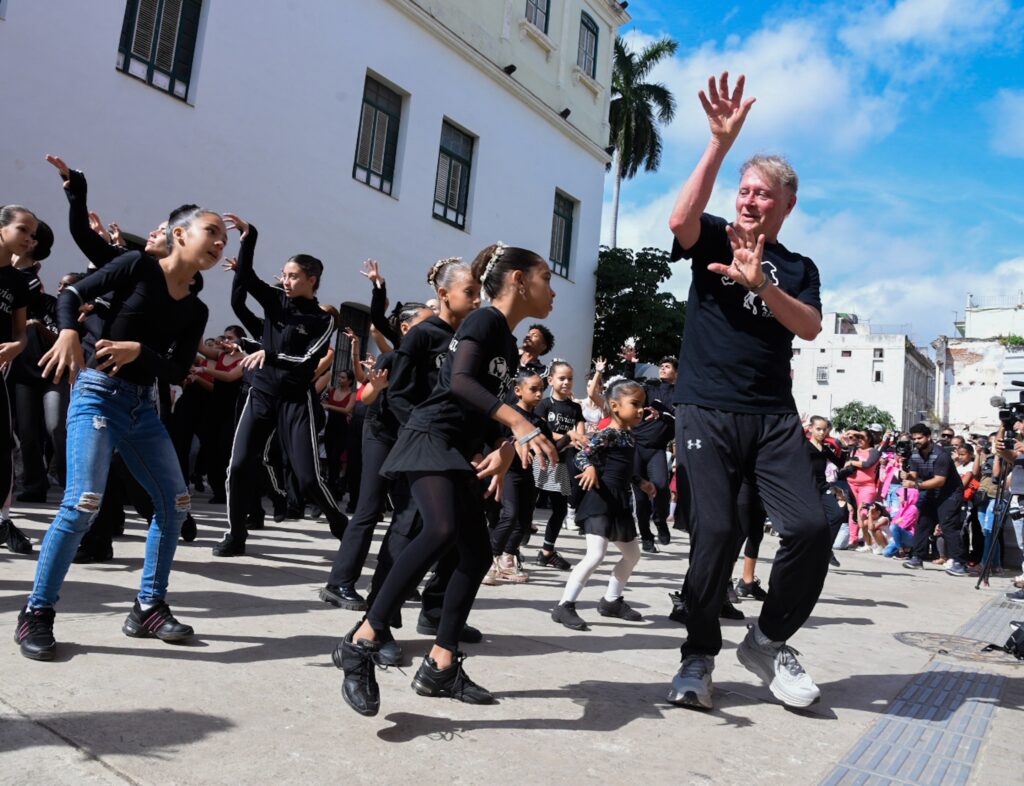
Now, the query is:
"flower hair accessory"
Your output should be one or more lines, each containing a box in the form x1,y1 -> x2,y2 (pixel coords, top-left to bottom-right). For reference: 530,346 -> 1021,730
481,242 -> 507,288
427,256 -> 462,289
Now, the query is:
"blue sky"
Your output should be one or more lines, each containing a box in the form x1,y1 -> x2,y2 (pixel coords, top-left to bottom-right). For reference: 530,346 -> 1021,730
600,0 -> 1024,346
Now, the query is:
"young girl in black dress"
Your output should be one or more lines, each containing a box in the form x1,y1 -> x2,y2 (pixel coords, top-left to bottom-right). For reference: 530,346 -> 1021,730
484,369 -> 550,584
335,243 -> 558,717
551,379 -> 653,631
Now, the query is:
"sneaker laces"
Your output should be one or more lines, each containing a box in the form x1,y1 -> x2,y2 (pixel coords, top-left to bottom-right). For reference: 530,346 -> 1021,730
20,607 -> 55,638
679,656 -> 710,679
449,652 -> 482,701
775,645 -> 807,678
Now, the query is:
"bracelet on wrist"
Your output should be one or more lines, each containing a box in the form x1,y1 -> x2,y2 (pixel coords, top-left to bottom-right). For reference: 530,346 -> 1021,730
516,427 -> 542,446
748,275 -> 769,295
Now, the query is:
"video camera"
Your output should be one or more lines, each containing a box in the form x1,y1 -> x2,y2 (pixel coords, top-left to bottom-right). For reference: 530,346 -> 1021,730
993,381 -> 1024,429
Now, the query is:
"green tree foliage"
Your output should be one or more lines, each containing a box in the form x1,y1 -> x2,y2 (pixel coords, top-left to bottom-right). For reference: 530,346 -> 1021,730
592,246 -> 685,365
831,400 -> 897,433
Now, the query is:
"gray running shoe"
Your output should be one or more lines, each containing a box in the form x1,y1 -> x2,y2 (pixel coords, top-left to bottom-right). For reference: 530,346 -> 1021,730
737,626 -> 820,708
667,655 -> 714,710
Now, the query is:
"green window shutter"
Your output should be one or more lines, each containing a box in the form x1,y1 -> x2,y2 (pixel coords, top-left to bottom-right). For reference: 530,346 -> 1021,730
433,122 -> 473,229
434,154 -> 451,204
353,76 -> 402,195
370,113 -> 389,173
131,0 -> 158,60
550,192 -> 574,278
355,104 -> 375,169
118,0 -> 201,101
154,0 -> 181,71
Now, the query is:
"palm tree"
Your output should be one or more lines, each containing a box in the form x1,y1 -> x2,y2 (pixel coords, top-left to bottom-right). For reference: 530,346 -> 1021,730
608,35 -> 678,247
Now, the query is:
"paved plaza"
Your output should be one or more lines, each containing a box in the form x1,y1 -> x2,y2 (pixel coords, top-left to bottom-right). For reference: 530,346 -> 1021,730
1,501 -> 1021,785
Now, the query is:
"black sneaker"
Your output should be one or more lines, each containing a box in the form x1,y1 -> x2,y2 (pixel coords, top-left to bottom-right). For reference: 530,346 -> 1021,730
735,578 -> 769,601
641,540 -> 658,553
1,519 -> 33,555
551,601 -> 589,631
212,533 -> 245,557
598,596 -> 643,621
720,601 -> 744,621
415,615 -> 483,644
903,557 -> 924,570
180,514 -> 197,543
15,606 -> 56,661
668,591 -> 688,625
411,652 -> 494,704
656,526 -> 671,546
378,638 -> 404,667
332,633 -> 382,716
122,599 -> 193,641
320,584 -> 367,611
535,550 -> 571,570
829,551 -> 841,568
1006,588 -> 1024,603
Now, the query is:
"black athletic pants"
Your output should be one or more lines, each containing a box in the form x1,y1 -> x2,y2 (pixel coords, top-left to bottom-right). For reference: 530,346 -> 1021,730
912,492 -> 964,563
730,482 -> 766,562
633,444 -> 670,542
676,405 -> 830,657
227,387 -> 346,541
1,374 -> 13,507
366,471 -> 490,651
491,471 -> 537,556
327,428 -> 394,587
542,493 -> 568,551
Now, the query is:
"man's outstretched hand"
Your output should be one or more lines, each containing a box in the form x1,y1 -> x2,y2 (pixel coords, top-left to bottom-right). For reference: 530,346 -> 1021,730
700,71 -> 755,147
708,225 -> 766,290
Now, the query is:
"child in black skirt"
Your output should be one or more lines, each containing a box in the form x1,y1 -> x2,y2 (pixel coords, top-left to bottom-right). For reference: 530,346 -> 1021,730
335,242 -> 559,717
551,379 -> 653,631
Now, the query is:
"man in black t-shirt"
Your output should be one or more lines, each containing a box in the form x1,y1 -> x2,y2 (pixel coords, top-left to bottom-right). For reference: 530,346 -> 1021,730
901,423 -> 965,573
663,71 -> 828,712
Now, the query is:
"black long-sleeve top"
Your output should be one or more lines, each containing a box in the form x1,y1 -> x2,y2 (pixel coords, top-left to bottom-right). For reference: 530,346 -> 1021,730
233,225 -> 336,401
370,282 -> 402,350
403,306 -> 516,457
59,251 -> 208,386
807,440 -> 843,494
623,363 -> 676,449
387,315 -> 454,427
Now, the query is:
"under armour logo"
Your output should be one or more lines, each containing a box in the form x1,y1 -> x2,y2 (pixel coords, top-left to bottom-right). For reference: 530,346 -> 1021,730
687,439 -> 702,450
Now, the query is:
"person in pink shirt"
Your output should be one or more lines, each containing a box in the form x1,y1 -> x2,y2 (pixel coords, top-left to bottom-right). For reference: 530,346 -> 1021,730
883,486 -> 918,558
842,429 -> 882,545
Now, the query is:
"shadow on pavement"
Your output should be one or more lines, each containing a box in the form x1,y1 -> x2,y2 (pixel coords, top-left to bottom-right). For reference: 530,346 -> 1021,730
0,708 -> 234,755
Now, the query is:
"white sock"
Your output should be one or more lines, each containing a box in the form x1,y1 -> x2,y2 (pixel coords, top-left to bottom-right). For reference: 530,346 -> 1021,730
669,501 -> 676,519
561,580 -> 585,604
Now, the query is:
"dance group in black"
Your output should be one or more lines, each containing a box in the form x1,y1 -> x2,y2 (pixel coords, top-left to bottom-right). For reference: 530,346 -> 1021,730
3,73 -> 841,716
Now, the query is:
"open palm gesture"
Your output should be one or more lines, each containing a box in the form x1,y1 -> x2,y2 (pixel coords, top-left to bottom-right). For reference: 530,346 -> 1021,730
699,72 -> 755,145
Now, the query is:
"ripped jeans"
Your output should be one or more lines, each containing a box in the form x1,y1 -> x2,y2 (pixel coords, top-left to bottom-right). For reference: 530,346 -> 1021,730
28,369 -> 189,608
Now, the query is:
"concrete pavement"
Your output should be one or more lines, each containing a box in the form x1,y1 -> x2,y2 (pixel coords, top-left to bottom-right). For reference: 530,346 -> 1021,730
1,501 -> 1021,785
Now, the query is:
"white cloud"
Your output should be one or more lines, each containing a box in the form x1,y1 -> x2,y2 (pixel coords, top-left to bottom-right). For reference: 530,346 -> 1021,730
840,0 -> 1013,54
988,89 -> 1024,158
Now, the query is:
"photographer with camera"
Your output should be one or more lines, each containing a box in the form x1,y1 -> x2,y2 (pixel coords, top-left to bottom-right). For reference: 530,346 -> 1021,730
901,423 -> 966,575
993,420 -> 1024,600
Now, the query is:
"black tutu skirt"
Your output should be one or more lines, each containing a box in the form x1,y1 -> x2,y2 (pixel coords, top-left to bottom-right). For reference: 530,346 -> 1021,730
576,486 -> 636,542
380,428 -> 474,478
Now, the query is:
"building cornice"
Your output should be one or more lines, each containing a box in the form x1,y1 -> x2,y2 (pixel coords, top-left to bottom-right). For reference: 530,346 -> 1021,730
386,0 -> 613,165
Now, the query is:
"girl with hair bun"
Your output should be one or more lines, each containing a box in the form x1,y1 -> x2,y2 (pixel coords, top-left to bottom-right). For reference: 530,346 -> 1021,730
335,243 -> 558,717
213,215 -> 348,557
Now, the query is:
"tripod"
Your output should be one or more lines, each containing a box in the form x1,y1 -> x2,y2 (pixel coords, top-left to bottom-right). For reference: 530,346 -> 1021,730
975,466 -> 1012,589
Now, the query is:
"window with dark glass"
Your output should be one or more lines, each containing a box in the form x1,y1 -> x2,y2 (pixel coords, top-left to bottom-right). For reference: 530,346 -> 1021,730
577,12 -> 598,78
117,0 -> 202,101
550,192 -> 574,278
353,76 -> 402,196
525,0 -> 549,33
433,121 -> 474,229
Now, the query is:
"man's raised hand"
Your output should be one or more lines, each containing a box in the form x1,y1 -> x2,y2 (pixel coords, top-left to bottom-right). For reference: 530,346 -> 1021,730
699,71 -> 755,146
707,225 -> 766,289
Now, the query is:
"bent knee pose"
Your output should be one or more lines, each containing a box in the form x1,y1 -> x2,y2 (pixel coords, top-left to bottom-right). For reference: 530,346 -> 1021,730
335,243 -> 558,718
16,201 -> 226,660
665,71 -> 829,712
215,215 -> 345,557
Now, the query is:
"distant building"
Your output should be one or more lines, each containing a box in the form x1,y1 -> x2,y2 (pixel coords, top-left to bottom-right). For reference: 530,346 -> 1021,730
0,0 -> 630,375
791,313 -> 934,430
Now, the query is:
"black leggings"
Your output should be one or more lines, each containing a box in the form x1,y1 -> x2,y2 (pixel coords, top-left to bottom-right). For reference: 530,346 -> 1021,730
491,471 -> 537,556
542,493 -> 568,551
0,374 -> 12,508
730,482 -> 766,563
634,444 -> 671,541
366,471 -> 490,652
328,428 -> 394,587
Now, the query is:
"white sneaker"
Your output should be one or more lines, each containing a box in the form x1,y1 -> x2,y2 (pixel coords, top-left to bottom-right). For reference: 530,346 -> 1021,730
872,545 -> 884,555
736,626 -> 820,708
855,545 -> 871,552
667,655 -> 714,710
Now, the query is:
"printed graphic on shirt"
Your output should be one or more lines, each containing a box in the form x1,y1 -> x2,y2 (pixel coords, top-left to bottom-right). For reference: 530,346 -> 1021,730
434,352 -> 447,368
720,260 -> 779,318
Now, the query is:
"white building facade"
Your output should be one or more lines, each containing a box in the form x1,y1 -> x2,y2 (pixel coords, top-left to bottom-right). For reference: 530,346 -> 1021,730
791,313 -> 935,430
0,0 -> 629,375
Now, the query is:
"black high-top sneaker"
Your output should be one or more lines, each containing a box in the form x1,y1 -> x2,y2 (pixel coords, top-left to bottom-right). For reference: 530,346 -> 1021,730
122,600 -> 194,641
411,651 -> 494,704
15,606 -> 56,660
333,632 -> 383,716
